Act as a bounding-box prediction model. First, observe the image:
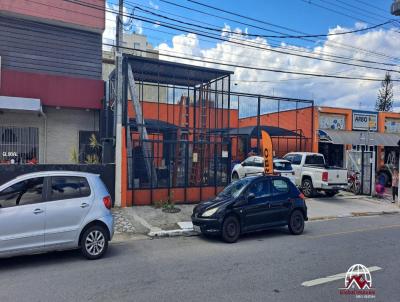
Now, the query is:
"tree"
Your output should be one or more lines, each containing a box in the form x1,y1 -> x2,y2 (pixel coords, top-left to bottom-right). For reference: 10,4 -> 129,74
375,72 -> 394,112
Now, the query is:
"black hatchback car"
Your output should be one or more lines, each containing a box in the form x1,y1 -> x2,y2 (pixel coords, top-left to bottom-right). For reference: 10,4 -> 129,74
191,175 -> 308,243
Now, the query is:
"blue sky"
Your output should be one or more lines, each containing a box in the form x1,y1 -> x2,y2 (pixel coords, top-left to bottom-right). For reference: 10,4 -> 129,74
111,0 -> 395,48
105,0 -> 400,110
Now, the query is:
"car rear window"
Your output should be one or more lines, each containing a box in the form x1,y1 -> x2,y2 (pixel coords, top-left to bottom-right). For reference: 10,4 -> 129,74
305,155 -> 325,166
50,176 -> 91,201
274,161 -> 292,171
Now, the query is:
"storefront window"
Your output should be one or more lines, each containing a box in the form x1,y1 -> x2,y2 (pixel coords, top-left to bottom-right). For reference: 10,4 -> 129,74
0,127 -> 39,164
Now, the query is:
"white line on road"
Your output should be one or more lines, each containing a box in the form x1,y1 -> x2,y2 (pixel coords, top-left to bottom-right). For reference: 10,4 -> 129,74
301,266 -> 382,287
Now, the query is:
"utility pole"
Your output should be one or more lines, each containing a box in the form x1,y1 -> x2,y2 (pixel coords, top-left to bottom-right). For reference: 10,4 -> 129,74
391,0 -> 400,15
115,0 -> 124,207
391,1 -> 400,205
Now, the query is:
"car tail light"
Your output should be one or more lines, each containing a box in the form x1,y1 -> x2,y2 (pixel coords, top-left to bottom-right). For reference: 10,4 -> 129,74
322,171 -> 329,182
299,193 -> 305,200
103,196 -> 112,209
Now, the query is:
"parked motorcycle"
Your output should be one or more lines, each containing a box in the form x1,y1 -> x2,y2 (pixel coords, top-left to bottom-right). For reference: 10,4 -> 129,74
347,171 -> 361,195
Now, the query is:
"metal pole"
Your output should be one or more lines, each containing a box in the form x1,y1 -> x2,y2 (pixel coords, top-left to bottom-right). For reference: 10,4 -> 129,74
114,0 -> 124,207
256,96 -> 261,153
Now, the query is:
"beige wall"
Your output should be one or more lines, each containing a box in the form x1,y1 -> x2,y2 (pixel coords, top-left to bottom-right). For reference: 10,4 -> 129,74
0,107 -> 99,164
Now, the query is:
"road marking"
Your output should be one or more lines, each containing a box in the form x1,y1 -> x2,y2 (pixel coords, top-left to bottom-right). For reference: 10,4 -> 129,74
301,266 -> 382,287
305,224 -> 400,239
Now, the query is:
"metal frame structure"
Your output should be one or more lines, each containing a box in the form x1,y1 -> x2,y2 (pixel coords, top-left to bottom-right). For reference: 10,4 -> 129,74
109,54 -> 314,205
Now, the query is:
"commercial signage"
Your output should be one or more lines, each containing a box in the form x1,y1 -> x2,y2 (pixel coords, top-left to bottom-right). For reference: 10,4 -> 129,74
261,130 -> 273,174
352,111 -> 377,131
384,118 -> 400,133
319,114 -> 345,130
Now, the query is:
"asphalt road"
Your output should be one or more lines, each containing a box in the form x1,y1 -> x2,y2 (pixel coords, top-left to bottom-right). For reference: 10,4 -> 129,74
1,215 -> 399,302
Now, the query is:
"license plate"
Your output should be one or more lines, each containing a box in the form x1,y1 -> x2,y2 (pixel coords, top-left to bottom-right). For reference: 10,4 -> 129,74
193,225 -> 201,232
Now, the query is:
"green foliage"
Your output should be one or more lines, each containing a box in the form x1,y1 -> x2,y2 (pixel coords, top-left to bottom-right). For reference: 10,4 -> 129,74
70,148 -> 79,164
375,72 -> 394,112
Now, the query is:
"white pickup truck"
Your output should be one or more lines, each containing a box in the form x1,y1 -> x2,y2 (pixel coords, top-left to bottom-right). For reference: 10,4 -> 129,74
283,152 -> 348,197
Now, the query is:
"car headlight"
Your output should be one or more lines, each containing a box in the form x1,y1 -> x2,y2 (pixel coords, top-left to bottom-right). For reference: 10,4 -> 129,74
201,207 -> 219,217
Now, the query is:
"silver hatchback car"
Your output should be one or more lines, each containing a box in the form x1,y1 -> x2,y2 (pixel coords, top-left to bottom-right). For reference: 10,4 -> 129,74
0,171 -> 114,260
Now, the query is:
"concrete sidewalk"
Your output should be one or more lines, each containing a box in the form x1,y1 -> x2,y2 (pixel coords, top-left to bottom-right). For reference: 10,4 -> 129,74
112,194 -> 400,238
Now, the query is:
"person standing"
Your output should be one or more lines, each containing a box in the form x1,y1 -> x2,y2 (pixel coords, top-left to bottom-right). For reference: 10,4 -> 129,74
392,168 -> 399,203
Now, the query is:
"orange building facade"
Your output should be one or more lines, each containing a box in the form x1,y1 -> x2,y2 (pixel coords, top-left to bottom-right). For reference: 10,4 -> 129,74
241,105 -> 400,174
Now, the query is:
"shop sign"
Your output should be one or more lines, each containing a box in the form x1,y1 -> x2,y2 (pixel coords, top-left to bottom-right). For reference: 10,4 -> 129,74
384,118 -> 400,133
352,111 -> 377,131
319,114 -> 345,130
1,151 -> 18,157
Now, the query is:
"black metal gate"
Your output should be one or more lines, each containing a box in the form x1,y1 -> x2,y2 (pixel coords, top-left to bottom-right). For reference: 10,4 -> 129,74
130,139 -> 230,190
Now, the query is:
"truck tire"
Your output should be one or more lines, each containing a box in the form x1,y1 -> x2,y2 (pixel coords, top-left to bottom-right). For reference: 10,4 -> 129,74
302,178 -> 315,198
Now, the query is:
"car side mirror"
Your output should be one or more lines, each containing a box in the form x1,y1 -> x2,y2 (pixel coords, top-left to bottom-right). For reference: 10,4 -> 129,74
234,196 -> 247,207
241,162 -> 246,166
247,193 -> 256,202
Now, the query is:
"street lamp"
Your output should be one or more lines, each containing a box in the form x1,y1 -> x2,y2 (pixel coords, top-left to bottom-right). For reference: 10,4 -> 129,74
391,0 -> 400,16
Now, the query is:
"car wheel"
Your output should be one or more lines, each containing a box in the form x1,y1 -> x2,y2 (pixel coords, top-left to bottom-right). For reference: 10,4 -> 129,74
231,172 -> 239,181
288,210 -> 305,235
221,215 -> 240,243
325,190 -> 338,197
302,178 -> 315,197
80,225 -> 109,260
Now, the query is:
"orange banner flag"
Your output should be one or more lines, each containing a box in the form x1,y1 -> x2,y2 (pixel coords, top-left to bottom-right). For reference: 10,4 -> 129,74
261,130 -> 273,174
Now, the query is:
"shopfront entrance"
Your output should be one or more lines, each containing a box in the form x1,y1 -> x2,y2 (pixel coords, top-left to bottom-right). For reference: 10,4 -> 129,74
346,150 -> 375,195
319,142 -> 344,168
0,126 -> 39,164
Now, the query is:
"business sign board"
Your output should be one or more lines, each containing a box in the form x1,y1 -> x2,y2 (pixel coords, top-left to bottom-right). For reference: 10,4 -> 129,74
319,114 -> 346,130
352,111 -> 378,131
384,118 -> 400,133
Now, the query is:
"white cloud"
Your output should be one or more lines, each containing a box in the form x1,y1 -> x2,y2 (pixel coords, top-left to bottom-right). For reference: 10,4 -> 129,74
153,21 -> 161,28
149,0 -> 159,10
156,24 -> 400,111
102,3 -> 143,50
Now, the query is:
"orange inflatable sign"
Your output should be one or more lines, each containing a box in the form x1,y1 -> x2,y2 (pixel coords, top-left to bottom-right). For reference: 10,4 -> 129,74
261,130 -> 273,174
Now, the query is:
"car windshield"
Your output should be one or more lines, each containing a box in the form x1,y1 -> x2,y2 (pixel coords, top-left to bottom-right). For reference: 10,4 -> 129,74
218,178 -> 253,199
274,161 -> 292,171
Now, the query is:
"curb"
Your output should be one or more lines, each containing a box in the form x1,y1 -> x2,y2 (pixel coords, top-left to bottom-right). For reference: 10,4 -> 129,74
148,229 -> 199,238
112,232 -> 149,243
309,210 -> 400,221
114,211 -> 400,241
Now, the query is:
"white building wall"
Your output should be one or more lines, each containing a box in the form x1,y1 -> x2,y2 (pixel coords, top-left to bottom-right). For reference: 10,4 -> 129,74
0,107 -> 99,164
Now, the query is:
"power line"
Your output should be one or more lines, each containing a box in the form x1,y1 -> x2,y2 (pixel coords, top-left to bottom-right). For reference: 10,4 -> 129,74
300,0 -> 379,24
354,0 -> 393,15
64,0 -> 400,73
2,9 -> 397,83
319,0 -> 388,23
104,42 -> 400,82
120,0 -> 399,67
136,22 -> 398,68
3,15 -> 389,83
135,4 -> 391,39
160,0 -> 400,63
118,13 -> 400,74
325,0 -> 392,22
24,0 -> 396,78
